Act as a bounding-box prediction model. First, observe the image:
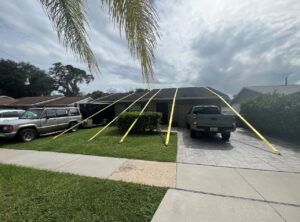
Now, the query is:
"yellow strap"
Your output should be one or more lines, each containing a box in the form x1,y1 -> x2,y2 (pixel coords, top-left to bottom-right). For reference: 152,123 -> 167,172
88,91 -> 152,141
205,87 -> 280,154
53,92 -> 135,139
165,88 -> 178,146
119,89 -> 162,143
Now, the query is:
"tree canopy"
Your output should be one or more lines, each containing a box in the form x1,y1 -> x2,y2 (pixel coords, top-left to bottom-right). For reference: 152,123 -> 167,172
49,62 -> 94,96
0,59 -> 55,98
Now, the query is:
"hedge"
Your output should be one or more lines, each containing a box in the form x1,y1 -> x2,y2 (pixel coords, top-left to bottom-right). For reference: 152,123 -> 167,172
240,93 -> 300,140
117,111 -> 162,133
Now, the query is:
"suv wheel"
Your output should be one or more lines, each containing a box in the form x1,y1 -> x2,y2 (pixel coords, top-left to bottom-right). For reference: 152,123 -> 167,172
68,122 -> 78,133
18,128 -> 37,142
221,132 -> 231,141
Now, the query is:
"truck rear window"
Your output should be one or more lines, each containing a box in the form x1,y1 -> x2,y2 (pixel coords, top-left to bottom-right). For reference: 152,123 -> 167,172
193,107 -> 220,114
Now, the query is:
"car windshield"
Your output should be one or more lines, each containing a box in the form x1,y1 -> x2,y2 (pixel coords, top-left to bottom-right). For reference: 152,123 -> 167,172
20,109 -> 43,119
193,107 -> 220,114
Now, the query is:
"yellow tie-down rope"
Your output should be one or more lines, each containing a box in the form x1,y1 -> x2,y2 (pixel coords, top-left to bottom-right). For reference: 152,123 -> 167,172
88,91 -> 152,142
165,88 -> 178,146
204,87 -> 280,155
53,92 -> 135,140
119,89 -> 162,143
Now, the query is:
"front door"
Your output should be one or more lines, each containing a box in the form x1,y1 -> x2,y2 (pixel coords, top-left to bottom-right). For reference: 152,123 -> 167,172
156,102 -> 169,124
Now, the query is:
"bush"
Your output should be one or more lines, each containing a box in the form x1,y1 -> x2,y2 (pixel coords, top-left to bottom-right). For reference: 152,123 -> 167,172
240,93 -> 300,140
117,111 -> 162,133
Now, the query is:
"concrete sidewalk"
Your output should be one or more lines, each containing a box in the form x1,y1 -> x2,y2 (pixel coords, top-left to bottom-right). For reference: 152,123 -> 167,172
0,148 -> 176,187
152,163 -> 300,222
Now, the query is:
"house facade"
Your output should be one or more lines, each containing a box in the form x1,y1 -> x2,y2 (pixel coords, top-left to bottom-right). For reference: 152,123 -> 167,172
92,87 -> 230,127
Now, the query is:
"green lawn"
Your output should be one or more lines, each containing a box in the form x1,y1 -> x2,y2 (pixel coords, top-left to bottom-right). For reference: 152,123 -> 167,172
0,127 -> 177,162
0,164 -> 166,222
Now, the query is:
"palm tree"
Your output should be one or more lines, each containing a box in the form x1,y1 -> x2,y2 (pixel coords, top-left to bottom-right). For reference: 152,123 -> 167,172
40,0 -> 159,83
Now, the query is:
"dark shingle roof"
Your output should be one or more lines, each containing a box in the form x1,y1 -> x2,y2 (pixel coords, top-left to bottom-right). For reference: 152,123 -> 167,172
92,87 -> 229,103
246,85 -> 300,95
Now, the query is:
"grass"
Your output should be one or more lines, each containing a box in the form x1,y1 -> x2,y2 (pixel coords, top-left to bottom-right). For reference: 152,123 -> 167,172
0,164 -> 166,222
0,127 -> 177,162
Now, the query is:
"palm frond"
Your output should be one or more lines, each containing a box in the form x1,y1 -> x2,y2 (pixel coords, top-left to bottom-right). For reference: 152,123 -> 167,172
102,0 -> 160,83
40,0 -> 99,73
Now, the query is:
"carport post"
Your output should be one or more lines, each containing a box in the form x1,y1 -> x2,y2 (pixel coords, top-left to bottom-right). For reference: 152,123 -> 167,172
119,89 -> 162,143
52,92 -> 136,140
88,91 -> 152,141
165,88 -> 178,146
204,87 -> 280,155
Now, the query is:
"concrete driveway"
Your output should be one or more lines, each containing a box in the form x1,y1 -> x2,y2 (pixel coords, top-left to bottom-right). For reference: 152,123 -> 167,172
152,128 -> 300,222
177,128 -> 300,172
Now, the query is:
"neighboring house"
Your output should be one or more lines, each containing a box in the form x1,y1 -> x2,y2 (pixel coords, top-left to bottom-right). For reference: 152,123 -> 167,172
0,96 -> 16,108
231,85 -> 300,112
5,96 -> 92,109
92,87 -> 230,127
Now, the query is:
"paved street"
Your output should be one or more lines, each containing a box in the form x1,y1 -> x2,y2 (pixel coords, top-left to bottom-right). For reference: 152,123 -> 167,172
177,128 -> 300,172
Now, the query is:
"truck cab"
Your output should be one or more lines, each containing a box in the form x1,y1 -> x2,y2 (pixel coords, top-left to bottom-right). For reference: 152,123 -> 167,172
186,105 -> 236,140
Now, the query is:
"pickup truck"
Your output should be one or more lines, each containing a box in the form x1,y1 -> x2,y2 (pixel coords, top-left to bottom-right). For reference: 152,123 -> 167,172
186,105 -> 236,140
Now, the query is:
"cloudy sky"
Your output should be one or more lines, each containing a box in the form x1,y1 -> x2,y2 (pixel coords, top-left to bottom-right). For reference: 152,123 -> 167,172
0,0 -> 300,96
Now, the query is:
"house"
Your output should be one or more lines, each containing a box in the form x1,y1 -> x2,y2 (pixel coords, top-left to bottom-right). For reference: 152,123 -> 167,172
0,96 -> 16,108
4,96 -> 92,110
231,85 -> 300,112
91,87 -> 230,127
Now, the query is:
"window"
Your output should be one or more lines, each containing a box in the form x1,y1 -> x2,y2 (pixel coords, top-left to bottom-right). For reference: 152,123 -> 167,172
46,109 -> 56,118
193,107 -> 220,115
3,111 -> 19,118
20,109 -> 43,119
56,109 -> 68,117
69,108 -> 80,116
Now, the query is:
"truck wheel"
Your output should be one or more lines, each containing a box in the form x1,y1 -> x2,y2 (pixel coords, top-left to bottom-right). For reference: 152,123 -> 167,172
221,133 -> 231,141
18,128 -> 37,142
68,122 -> 78,133
190,130 -> 197,138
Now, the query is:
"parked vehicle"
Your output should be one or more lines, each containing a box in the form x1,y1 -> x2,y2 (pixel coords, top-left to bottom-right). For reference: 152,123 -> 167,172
186,105 -> 236,140
0,109 -> 25,122
0,107 -> 82,142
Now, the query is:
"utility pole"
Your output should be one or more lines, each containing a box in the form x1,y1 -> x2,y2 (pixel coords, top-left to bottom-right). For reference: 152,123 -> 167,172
285,76 -> 288,86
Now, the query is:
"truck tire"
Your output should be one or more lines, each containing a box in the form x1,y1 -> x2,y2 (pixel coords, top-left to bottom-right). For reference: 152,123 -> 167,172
221,132 -> 231,141
190,130 -> 197,138
18,128 -> 37,142
68,122 -> 79,133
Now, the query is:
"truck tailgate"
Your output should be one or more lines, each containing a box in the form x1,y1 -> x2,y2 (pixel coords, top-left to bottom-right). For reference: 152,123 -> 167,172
196,114 -> 235,127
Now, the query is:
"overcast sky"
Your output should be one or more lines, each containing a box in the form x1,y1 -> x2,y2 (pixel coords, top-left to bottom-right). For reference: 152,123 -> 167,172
0,0 -> 300,95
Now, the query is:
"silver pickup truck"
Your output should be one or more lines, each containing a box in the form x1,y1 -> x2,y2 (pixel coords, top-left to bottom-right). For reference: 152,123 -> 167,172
186,105 -> 236,140
0,107 -> 82,142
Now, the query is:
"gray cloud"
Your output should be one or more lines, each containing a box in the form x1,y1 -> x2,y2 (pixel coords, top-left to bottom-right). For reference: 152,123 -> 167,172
0,0 -> 300,95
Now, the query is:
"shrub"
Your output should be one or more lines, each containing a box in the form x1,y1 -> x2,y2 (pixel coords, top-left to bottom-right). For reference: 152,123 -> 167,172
240,93 -> 300,140
117,111 -> 162,133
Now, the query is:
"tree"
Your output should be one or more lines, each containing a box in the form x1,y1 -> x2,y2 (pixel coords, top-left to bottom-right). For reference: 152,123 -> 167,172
49,62 -> 94,96
0,59 -> 55,98
87,90 -> 108,99
39,0 -> 160,83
